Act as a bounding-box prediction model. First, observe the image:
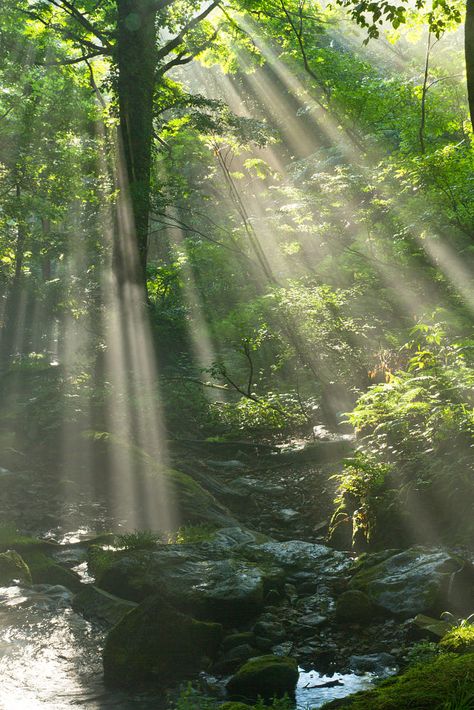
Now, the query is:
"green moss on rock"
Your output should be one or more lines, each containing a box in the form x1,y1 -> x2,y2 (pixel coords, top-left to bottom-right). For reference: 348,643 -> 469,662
22,550 -> 82,592
220,703 -> 252,709
321,653 -> 474,708
0,550 -> 32,585
103,593 -> 222,687
227,655 -> 298,701
439,625 -> 474,654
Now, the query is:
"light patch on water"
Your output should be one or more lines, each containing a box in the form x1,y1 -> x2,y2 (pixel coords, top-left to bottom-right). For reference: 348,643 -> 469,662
296,668 -> 375,709
0,585 -> 164,709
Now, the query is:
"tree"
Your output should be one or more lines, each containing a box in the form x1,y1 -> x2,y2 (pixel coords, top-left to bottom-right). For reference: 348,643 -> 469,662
336,0 -> 474,132
17,0 -> 220,289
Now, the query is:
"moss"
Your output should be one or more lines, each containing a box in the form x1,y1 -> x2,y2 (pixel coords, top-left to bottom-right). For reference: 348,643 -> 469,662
22,550 -> 82,592
440,625 -> 474,654
321,653 -> 474,708
0,524 -> 56,553
227,655 -> 298,702
0,550 -> 32,585
220,704 -> 252,709
103,593 -> 222,687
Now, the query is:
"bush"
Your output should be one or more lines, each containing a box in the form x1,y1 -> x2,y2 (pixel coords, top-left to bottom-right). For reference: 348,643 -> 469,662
331,322 -> 474,548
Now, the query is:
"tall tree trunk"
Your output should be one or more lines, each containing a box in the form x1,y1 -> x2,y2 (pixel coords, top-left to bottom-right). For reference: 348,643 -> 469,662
465,0 -> 474,132
115,0 -> 158,288
0,185 -> 26,367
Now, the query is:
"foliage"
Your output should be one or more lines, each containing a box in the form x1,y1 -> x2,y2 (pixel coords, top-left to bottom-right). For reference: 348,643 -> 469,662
168,524 -> 218,544
116,530 -> 162,550
440,625 -> 474,655
333,322 -> 474,547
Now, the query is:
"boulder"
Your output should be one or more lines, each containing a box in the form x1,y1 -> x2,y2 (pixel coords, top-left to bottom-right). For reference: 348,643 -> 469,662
411,614 -> 453,640
349,548 -> 474,618
349,653 -> 397,675
103,594 -> 222,687
227,654 -> 299,701
99,549 -> 267,623
0,550 -> 32,585
242,540 -> 350,578
335,590 -> 374,624
72,585 -> 137,626
22,551 -> 83,592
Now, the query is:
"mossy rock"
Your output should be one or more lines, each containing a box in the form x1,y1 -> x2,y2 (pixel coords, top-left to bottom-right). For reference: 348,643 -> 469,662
321,653 -> 474,708
348,548 -> 470,618
0,524 -> 58,553
335,590 -> 374,624
0,550 -> 32,585
88,435 -> 236,528
439,624 -> 474,654
22,551 -> 82,592
220,704 -> 252,710
227,655 -> 298,701
72,585 -> 137,626
98,552 -> 265,623
103,593 -> 222,687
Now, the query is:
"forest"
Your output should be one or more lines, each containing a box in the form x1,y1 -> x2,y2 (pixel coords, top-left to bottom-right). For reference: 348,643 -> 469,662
0,0 -> 474,708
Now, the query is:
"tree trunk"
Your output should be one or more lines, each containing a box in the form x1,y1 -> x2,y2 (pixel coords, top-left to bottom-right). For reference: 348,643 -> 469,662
465,0 -> 474,132
115,0 -> 158,288
0,185 -> 26,366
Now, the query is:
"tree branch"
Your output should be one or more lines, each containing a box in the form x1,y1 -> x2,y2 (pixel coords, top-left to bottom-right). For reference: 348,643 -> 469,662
156,0 -> 220,62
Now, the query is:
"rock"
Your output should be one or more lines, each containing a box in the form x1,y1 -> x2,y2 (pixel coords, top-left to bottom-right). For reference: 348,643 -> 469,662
242,540 -> 350,577
223,632 -> 256,651
254,636 -> 273,651
216,644 -> 258,672
300,612 -> 327,628
278,439 -> 353,465
411,614 -> 453,640
231,477 -> 286,495
349,653 -> 398,675
22,551 -> 83,592
99,551 -> 266,623
253,620 -> 286,643
166,468 -> 237,527
272,641 -> 293,656
0,550 -> 32,585
276,509 -> 300,523
207,460 -> 247,470
103,594 -> 222,687
220,704 -> 252,710
335,590 -> 374,624
227,654 -> 299,701
349,548 -> 474,619
72,585 -> 137,626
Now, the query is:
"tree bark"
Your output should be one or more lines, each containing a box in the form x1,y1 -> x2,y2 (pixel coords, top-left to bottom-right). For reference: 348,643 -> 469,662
115,0 -> 158,288
465,0 -> 474,132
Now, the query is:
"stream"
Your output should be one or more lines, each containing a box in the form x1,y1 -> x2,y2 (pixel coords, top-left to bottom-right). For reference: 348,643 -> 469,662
0,457 -> 394,709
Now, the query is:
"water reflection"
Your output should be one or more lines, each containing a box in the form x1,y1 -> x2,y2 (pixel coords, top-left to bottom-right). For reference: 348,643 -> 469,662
0,585 -> 165,709
296,668 -> 375,709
